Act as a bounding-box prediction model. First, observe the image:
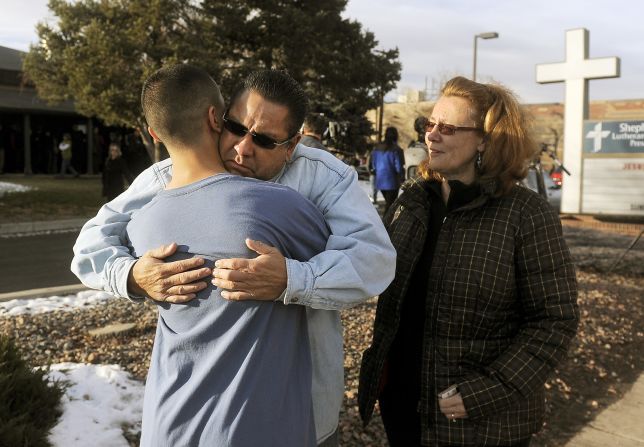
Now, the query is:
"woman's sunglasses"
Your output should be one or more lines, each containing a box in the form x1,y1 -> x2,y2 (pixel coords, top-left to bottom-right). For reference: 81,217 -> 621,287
425,121 -> 483,136
222,110 -> 297,150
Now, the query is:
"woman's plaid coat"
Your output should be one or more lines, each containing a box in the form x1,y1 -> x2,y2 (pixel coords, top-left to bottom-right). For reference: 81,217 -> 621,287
358,179 -> 579,446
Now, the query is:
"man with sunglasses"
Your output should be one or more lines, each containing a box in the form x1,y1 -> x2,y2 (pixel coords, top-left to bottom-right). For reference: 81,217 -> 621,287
130,64 -> 327,447
72,69 -> 395,446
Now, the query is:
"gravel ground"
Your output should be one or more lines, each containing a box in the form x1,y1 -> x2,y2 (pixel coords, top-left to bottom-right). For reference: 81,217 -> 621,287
2,225 -> 643,446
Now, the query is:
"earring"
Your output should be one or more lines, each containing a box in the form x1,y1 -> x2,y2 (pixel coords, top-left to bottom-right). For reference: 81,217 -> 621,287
476,152 -> 483,170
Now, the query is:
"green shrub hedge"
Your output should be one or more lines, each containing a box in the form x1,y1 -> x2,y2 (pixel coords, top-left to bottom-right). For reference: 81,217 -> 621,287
0,335 -> 65,447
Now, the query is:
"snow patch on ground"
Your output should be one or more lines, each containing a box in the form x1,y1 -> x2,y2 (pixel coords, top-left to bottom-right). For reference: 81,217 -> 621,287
46,363 -> 144,447
0,290 -> 114,316
0,181 -> 34,197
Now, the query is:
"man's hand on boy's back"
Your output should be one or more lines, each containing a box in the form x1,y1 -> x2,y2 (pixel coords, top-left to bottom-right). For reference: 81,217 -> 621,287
128,242 -> 211,303
212,239 -> 287,301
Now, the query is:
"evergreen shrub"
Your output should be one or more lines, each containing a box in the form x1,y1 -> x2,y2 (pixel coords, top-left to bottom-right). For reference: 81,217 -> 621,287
0,335 -> 65,447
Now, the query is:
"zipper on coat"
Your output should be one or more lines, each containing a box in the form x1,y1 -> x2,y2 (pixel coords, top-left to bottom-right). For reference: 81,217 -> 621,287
391,205 -> 404,224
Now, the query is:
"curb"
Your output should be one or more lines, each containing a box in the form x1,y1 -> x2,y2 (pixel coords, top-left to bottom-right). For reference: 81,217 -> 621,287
0,284 -> 89,303
0,218 -> 88,236
561,216 -> 644,237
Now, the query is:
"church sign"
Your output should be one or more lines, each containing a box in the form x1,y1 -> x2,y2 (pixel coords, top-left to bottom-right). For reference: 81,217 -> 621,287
581,120 -> 644,215
583,120 -> 644,153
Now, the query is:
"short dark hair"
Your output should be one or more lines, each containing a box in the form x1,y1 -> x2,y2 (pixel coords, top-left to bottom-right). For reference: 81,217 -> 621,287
303,113 -> 328,136
230,70 -> 308,137
414,116 -> 428,137
141,64 -> 224,146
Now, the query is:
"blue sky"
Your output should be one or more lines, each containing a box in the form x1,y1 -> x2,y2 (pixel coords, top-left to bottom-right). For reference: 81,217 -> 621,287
2,0 -> 642,104
343,0 -> 643,103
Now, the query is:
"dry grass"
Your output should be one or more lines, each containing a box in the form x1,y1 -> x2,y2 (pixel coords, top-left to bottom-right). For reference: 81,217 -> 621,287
0,175 -> 103,224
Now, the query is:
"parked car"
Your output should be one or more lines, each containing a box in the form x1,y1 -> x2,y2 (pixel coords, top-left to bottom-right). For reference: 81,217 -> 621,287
523,168 -> 561,211
403,143 -> 428,180
355,164 -> 370,181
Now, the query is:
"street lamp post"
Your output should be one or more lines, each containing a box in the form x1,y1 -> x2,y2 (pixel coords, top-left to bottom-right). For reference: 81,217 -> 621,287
473,32 -> 499,81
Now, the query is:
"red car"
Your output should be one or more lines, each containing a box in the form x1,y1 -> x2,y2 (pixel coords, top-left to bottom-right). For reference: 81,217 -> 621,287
550,168 -> 563,187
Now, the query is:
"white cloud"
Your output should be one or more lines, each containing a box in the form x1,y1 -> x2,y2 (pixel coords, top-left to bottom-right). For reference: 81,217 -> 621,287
0,0 -> 53,50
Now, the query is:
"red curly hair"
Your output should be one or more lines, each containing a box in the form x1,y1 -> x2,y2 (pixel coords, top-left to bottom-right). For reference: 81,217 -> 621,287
418,76 -> 538,196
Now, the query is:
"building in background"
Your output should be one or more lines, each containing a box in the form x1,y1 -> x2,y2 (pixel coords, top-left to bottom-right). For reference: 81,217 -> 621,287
0,45 -> 100,174
396,88 -> 427,104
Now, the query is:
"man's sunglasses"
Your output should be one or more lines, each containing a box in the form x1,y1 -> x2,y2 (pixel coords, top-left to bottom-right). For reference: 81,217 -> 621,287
222,110 -> 297,150
425,121 -> 483,136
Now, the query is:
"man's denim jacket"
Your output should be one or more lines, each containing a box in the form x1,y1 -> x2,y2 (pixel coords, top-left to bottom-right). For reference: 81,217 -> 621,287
71,143 -> 396,443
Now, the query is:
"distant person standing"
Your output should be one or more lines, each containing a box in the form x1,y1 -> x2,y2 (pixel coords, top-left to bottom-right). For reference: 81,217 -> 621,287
58,133 -> 79,177
371,126 -> 404,214
300,113 -> 328,150
404,116 -> 429,179
102,143 -> 132,201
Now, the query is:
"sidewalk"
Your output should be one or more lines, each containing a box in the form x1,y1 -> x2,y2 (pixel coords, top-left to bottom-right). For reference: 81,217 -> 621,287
0,217 -> 88,236
561,215 -> 644,446
565,373 -> 644,446
0,219 -> 89,294
561,214 -> 644,237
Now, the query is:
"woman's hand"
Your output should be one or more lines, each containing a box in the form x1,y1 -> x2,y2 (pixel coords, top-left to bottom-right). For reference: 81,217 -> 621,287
438,392 -> 468,421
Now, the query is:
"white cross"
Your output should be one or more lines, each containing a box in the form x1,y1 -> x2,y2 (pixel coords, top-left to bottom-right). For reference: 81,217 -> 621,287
585,122 -> 610,153
536,28 -> 620,214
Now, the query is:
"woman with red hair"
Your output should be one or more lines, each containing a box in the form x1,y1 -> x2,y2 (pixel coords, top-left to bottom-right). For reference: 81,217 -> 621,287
359,76 -> 579,447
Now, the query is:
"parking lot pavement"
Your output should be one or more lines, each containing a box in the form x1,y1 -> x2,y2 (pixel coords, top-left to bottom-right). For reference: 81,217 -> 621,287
0,230 -> 81,294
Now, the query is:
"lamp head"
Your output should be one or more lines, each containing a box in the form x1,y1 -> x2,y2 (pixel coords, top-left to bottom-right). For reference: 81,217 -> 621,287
477,32 -> 499,39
